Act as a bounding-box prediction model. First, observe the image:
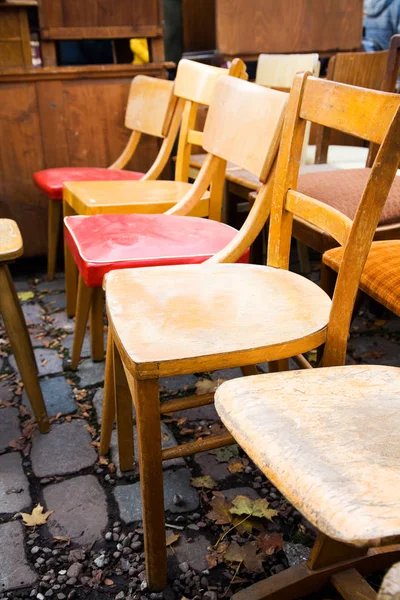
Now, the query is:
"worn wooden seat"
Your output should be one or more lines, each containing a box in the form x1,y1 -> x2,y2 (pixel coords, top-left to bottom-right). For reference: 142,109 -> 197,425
34,75 -> 179,282
216,365 -> 400,548
0,219 -> 49,434
323,240 -> 400,316
63,180 -> 210,217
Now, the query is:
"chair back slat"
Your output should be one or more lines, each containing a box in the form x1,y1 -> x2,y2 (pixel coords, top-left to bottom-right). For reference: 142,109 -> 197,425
203,76 -> 288,181
256,53 -> 320,88
124,75 -> 177,138
301,77 -> 400,145
267,72 -> 400,366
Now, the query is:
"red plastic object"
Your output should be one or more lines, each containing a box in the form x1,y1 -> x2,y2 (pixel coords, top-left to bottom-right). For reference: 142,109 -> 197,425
65,213 -> 249,287
33,168 -> 144,200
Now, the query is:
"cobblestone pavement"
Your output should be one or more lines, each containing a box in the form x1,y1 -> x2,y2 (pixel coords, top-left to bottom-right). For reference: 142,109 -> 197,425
0,263 -> 399,600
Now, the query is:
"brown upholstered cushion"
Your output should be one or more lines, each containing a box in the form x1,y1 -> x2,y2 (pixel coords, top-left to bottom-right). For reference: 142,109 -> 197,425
323,240 -> 400,316
298,169 -> 400,226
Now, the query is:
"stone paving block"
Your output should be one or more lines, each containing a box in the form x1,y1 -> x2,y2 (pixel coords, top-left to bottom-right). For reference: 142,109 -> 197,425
78,360 -> 105,388
110,422 -> 184,476
114,468 -> 199,523
47,312 -> 74,333
13,279 -> 31,292
0,521 -> 37,592
193,452 -> 230,481
0,407 -> 20,453
44,475 -> 108,545
93,387 -> 104,426
223,486 -> 260,502
62,333 -> 94,359
42,293 -> 66,312
36,278 -> 65,293
172,403 -> 219,423
350,336 -> 400,366
9,348 -> 63,377
211,368 -> 243,382
31,420 -> 96,477
22,377 -> 76,418
30,334 -> 53,348
21,303 -> 44,326
160,374 -> 198,396
0,382 -> 13,402
173,534 -> 211,572
0,453 -> 31,512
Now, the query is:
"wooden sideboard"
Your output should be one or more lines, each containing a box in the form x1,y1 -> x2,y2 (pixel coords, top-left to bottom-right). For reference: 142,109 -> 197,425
0,63 -> 172,257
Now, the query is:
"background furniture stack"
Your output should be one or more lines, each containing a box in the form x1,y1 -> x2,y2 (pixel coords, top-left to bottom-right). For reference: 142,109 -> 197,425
0,0 -> 172,257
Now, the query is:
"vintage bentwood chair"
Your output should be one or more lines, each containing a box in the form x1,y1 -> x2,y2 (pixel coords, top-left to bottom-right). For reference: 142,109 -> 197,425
34,74 -> 179,281
0,219 -> 49,433
61,59 -> 247,368
215,364 -> 400,600
103,73 -> 400,590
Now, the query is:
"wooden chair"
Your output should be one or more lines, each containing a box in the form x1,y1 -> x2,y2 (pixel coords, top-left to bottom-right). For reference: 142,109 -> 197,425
293,35 -> 400,256
64,64 -> 270,372
103,73 -> 400,591
215,364 -> 400,600
0,220 -> 49,433
34,75 -> 180,282
62,59 -> 247,322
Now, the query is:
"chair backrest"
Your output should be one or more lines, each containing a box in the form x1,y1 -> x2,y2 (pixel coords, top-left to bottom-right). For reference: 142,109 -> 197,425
255,53 -> 320,162
267,73 -> 400,367
255,53 -> 320,89
315,49 -> 391,164
173,58 -> 247,184
124,75 -> 177,138
168,76 -> 288,252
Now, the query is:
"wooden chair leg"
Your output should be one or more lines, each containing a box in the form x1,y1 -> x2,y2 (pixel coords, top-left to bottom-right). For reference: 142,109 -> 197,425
127,373 -> 167,591
70,275 -> 93,370
90,287 -> 105,362
114,345 -> 134,472
268,359 -> 289,373
99,330 -> 116,456
241,365 -> 259,376
47,198 -> 62,281
63,200 -> 78,318
0,266 -> 49,433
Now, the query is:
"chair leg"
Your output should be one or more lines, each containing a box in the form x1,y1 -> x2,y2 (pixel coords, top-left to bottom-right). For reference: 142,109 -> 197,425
47,198 -> 62,281
70,275 -> 93,370
0,266 -> 49,433
241,365 -> 259,376
90,287 -> 105,362
268,359 -> 289,373
114,345 -> 134,472
63,200 -> 78,318
127,374 -> 167,591
99,330 -> 116,456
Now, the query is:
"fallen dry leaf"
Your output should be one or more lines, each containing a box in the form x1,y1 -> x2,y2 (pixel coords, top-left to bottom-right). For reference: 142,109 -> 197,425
190,475 -> 217,490
17,291 -> 34,302
256,532 -> 283,555
20,504 -> 53,527
228,459 -> 245,474
230,496 -> 278,521
206,541 -> 230,569
210,445 -> 239,463
53,536 -> 71,546
195,378 -> 219,395
166,530 -> 180,547
206,495 -> 232,525
224,541 -> 264,574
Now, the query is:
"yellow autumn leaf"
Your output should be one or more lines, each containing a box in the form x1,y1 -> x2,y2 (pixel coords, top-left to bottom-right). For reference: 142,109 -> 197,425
20,504 -> 53,527
17,291 -> 34,302
190,475 -> 217,490
166,530 -> 180,547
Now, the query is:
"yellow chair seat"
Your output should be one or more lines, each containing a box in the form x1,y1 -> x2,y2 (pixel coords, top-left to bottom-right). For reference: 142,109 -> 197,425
215,365 -> 400,548
106,263 -> 331,378
323,240 -> 400,316
0,219 -> 23,262
63,180 -> 210,217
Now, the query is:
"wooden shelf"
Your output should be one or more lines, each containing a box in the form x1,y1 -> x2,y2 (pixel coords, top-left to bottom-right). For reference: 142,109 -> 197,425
0,1 -> 38,7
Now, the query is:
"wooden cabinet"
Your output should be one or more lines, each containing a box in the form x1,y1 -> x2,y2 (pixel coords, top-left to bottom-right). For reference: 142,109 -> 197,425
182,0 -> 216,53
0,3 -> 33,67
216,0 -> 364,57
0,63 -> 171,257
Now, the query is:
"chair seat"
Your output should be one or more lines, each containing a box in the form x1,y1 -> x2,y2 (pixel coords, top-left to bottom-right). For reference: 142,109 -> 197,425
63,180 -> 210,217
106,263 -> 331,377
33,168 -> 144,200
215,365 -> 400,548
0,219 -> 23,262
64,214 -> 248,288
298,168 -> 400,227
323,240 -> 400,316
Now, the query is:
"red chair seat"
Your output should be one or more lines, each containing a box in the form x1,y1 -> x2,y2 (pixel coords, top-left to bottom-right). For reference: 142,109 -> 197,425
64,214 -> 249,287
34,168 -> 144,200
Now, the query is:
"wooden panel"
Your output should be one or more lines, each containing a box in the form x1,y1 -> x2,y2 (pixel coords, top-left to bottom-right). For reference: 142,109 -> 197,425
182,0 -> 216,52
0,6 -> 32,67
216,0 -> 363,56
39,0 -> 162,38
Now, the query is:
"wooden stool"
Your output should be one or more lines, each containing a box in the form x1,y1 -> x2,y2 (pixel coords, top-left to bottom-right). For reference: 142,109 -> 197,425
0,219 -> 49,433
